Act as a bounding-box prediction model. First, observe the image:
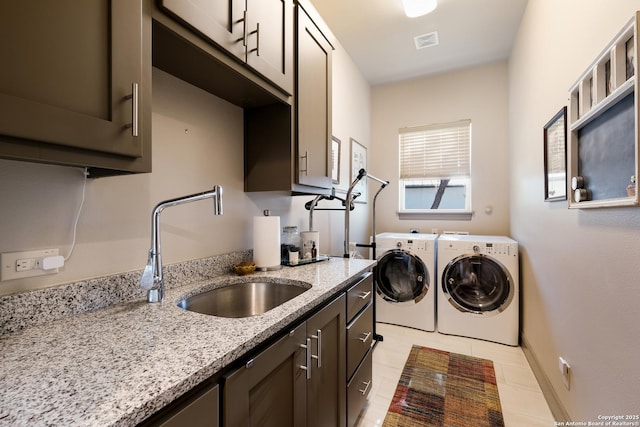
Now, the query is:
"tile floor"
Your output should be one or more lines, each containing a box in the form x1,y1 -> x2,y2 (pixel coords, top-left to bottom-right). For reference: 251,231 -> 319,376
354,323 -> 556,427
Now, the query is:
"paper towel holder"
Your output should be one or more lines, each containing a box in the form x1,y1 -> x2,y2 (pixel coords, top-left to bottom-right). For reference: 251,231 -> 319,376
254,210 -> 283,271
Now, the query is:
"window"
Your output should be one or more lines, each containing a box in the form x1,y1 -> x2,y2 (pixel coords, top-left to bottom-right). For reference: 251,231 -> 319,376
398,120 -> 471,218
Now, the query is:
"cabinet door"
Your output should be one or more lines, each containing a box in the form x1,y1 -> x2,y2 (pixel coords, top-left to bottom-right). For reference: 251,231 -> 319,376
0,0 -> 147,158
159,0 -> 245,60
296,6 -> 333,189
223,324 -> 307,427
307,294 -> 346,427
154,384 -> 219,427
245,0 -> 294,94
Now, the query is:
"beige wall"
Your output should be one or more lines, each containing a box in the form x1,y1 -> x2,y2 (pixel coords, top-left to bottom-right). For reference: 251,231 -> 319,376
370,61 -> 511,235
509,1 -> 640,419
0,41 -> 371,296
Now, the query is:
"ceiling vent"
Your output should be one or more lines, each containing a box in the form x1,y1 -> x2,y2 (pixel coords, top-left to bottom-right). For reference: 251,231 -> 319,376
414,31 -> 439,50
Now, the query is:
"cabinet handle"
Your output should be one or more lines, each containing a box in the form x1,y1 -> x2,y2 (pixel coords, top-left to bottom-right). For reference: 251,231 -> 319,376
299,338 -> 311,380
359,380 -> 372,395
311,329 -> 322,368
359,331 -> 372,343
358,291 -> 371,300
124,83 -> 139,137
236,10 -> 247,46
300,151 -> 308,175
249,23 -> 260,56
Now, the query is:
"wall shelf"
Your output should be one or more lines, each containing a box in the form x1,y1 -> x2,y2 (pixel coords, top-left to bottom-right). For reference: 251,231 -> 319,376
568,11 -> 639,208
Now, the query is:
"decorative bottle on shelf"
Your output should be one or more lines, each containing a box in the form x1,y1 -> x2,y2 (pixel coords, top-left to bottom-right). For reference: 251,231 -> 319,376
627,175 -> 636,197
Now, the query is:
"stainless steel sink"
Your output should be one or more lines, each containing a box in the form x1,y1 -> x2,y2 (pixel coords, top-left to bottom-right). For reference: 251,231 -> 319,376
177,281 -> 310,317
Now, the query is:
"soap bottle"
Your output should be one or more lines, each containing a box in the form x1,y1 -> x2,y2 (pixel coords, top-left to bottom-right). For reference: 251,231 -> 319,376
311,241 -> 317,259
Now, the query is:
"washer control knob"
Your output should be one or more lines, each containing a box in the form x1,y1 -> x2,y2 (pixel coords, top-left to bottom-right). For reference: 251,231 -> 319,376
473,244 -> 481,253
396,241 -> 402,248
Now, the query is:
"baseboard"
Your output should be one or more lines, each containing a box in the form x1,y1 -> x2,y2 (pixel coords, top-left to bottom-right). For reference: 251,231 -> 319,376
521,334 -> 570,422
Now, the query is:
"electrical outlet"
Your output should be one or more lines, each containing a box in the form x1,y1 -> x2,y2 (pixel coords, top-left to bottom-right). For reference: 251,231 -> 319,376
0,249 -> 60,281
16,259 -> 35,271
558,357 -> 571,390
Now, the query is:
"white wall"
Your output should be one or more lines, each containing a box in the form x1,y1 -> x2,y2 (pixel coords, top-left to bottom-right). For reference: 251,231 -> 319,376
371,61 -> 511,235
0,41 -> 371,296
509,1 -> 640,419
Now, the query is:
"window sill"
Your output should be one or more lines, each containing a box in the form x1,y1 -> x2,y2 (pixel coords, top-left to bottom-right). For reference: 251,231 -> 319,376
397,210 -> 473,220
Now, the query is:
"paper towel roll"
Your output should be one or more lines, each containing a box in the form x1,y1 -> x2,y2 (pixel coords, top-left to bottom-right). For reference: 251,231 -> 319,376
253,216 -> 281,269
301,231 -> 320,260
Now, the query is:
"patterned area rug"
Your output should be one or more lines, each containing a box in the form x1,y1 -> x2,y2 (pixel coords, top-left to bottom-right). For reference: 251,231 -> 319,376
383,345 -> 505,427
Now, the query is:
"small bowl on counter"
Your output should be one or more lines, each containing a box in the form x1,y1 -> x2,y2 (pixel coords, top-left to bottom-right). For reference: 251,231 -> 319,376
233,261 -> 256,276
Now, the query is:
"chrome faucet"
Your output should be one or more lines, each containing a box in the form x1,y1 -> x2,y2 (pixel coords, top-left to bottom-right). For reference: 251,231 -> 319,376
140,185 -> 223,302
343,169 -> 388,258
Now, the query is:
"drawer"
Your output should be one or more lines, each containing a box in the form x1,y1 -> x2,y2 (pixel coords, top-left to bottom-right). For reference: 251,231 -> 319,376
347,349 -> 372,427
346,302 -> 373,379
346,272 -> 373,321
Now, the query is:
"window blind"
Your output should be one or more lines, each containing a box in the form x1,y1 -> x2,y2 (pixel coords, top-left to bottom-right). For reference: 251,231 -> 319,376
399,119 -> 471,179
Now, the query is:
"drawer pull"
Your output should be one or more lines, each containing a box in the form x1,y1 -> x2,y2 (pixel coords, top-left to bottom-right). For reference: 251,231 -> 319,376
299,338 -> 312,380
359,331 -> 372,343
359,380 -> 372,395
358,291 -> 371,300
311,329 -> 322,368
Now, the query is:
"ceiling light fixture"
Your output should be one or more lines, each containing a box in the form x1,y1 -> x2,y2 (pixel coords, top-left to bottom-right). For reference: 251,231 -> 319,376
402,0 -> 438,18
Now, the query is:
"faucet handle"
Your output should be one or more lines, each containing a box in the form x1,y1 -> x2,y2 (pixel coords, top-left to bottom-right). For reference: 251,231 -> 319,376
213,185 -> 223,215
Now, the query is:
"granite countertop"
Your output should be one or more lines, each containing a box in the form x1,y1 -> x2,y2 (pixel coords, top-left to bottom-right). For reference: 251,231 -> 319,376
0,257 -> 375,427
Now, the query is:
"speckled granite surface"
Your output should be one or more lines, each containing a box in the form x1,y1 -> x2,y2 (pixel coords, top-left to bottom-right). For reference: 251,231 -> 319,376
0,256 -> 375,427
0,251 -> 251,335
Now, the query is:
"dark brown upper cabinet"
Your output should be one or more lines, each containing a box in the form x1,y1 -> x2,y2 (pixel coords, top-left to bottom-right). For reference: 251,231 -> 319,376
295,2 -> 333,190
159,0 -> 293,96
243,0 -> 333,194
0,0 -> 152,176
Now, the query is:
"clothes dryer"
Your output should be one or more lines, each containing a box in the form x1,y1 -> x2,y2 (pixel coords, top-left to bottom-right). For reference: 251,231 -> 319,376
374,233 -> 437,331
437,234 -> 519,345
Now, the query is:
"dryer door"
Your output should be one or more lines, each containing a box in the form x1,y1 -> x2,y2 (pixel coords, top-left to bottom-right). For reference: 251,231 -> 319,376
442,254 -> 514,315
375,249 -> 429,303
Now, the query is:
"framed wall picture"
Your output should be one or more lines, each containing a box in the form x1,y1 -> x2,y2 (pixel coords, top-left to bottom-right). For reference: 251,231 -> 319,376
331,136 -> 341,184
626,35 -> 635,80
543,106 -> 567,201
350,138 -> 367,203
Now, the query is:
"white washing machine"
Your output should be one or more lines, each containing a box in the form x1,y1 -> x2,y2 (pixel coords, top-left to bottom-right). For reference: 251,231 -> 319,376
374,232 -> 437,332
437,234 -> 519,346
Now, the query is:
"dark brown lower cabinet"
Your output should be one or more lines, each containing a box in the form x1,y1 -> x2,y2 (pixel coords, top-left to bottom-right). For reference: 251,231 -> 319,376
139,382 -> 219,427
223,293 -> 346,427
